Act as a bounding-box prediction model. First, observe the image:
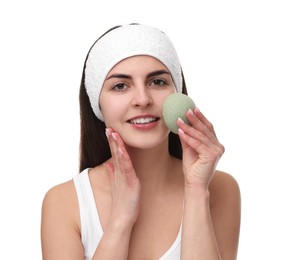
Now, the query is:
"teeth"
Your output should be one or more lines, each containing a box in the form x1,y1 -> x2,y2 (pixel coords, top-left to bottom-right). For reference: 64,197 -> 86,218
130,117 -> 157,124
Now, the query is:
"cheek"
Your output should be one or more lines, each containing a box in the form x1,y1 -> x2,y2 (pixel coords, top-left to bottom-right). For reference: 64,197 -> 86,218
100,97 -> 122,126
156,90 -> 176,107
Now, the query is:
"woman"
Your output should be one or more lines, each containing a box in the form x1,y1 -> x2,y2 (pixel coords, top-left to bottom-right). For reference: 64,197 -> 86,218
41,24 -> 241,260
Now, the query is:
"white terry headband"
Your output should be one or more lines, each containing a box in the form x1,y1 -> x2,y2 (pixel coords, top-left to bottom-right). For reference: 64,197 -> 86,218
85,24 -> 183,121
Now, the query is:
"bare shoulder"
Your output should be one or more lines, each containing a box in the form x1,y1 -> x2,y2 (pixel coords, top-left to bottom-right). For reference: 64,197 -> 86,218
209,170 -> 241,218
42,179 -> 78,216
41,179 -> 83,259
41,179 -> 80,231
209,171 -> 241,259
209,170 -> 240,201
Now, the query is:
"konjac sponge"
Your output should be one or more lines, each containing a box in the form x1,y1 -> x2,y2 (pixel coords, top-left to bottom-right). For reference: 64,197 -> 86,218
162,93 -> 196,134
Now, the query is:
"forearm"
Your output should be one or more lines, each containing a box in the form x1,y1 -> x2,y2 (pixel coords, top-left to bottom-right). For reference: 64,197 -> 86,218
92,222 -> 133,260
181,187 -> 222,260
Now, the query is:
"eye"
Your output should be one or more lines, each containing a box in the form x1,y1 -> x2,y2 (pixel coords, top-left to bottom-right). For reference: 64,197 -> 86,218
112,82 -> 128,92
150,78 -> 168,87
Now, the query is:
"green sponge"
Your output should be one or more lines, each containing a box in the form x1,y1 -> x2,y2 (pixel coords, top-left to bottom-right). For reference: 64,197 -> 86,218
162,93 -> 196,134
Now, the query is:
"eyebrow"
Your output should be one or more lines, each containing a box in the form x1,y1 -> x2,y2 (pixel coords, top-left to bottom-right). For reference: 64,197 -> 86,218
105,69 -> 171,80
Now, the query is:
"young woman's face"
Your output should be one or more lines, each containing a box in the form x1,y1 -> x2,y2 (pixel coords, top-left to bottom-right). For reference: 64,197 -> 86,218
100,55 -> 176,149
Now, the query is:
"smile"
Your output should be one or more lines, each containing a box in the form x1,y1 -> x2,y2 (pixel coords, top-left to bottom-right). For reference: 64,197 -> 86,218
128,117 -> 159,124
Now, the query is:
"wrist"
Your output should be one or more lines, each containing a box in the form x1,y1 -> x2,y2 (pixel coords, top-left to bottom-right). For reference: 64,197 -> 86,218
184,185 -> 210,201
104,220 -> 134,242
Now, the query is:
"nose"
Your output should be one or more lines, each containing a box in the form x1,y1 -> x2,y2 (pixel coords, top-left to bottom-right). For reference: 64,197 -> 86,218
132,86 -> 153,107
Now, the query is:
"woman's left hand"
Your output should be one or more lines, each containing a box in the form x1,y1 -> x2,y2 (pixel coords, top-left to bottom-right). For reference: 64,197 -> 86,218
177,108 -> 225,190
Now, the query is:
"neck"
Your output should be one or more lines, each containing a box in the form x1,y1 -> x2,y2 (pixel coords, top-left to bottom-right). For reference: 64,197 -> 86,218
125,141 -> 176,191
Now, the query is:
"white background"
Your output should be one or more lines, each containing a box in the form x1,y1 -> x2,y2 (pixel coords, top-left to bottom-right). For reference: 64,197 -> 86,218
1,0 -> 284,259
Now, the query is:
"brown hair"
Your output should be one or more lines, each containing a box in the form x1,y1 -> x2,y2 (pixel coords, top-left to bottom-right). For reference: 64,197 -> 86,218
78,25 -> 188,172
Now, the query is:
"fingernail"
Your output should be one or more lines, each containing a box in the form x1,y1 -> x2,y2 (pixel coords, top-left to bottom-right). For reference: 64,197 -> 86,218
188,109 -> 194,115
118,148 -> 124,156
105,128 -> 110,138
112,133 -> 117,141
195,107 -> 200,113
178,117 -> 184,124
178,128 -> 185,134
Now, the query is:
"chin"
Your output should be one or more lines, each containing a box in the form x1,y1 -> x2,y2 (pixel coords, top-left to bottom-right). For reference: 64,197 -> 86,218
122,131 -> 170,150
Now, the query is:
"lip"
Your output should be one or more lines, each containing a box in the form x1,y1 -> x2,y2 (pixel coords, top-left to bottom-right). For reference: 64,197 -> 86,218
127,114 -> 160,130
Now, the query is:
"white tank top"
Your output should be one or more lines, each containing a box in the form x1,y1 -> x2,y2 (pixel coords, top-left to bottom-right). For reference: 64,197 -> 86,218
73,168 -> 181,260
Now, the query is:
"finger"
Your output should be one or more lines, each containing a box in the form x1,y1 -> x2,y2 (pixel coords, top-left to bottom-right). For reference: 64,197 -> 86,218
178,127 -> 224,161
186,109 -> 218,143
111,132 -> 139,186
182,109 -> 224,151
105,128 -> 116,156
177,112 -> 224,157
194,108 -> 217,137
177,133 -> 198,164
106,128 -> 123,177
178,127 -> 205,153
177,116 -> 224,155
106,128 -> 119,161
193,108 -> 225,154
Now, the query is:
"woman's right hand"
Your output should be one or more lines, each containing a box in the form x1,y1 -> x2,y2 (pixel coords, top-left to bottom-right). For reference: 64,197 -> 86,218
104,128 -> 141,229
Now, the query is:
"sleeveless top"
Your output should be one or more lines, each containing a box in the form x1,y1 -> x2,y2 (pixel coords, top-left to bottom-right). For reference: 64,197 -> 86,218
73,168 -> 181,260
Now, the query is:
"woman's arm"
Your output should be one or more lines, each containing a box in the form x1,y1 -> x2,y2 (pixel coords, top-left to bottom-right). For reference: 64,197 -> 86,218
41,182 -> 85,260
181,173 -> 240,260
41,129 -> 140,260
209,172 -> 241,260
177,108 -> 241,260
92,129 -> 141,259
41,181 -> 135,260
90,222 -> 133,259
181,187 -> 221,259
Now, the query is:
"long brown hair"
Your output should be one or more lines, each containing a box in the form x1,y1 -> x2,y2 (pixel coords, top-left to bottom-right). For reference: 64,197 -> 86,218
79,25 -> 188,172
